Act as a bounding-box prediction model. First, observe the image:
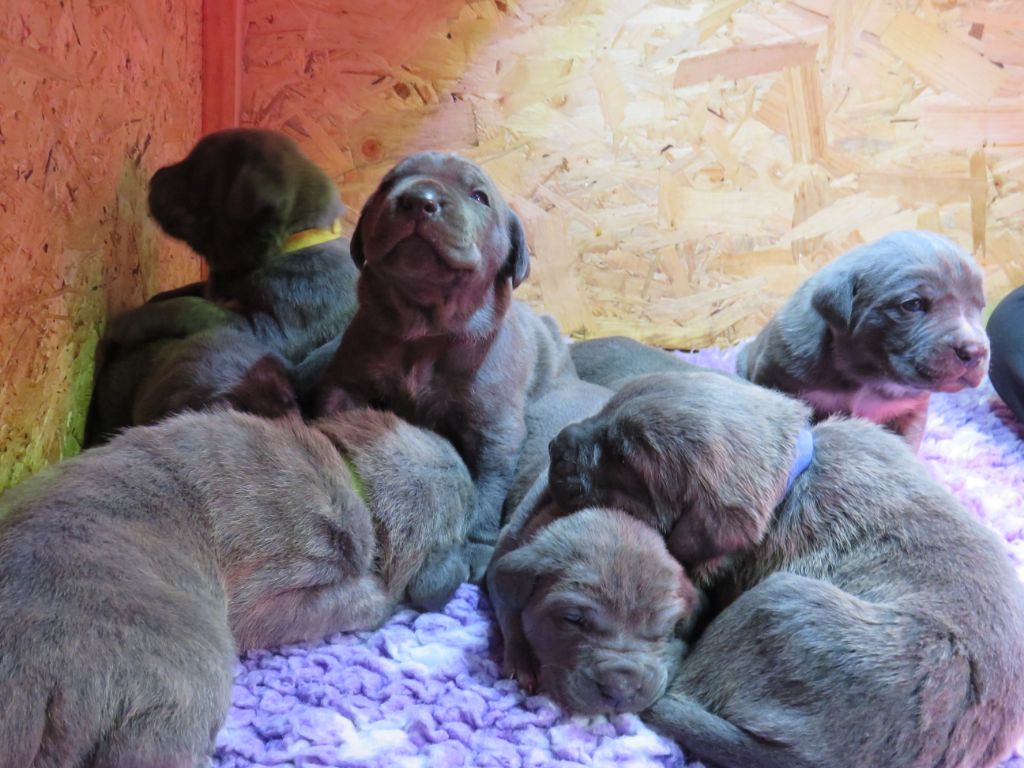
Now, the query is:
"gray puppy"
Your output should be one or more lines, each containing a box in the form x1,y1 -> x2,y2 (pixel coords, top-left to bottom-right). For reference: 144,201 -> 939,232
0,404 -> 473,768
570,335 -> 703,390
86,128 -> 359,444
487,377 -> 704,716
548,370 -> 1024,768
315,151 -> 573,602
737,230 -> 989,451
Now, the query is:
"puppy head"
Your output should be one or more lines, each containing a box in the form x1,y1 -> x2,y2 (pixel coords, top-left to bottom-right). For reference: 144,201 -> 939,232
492,507 -> 700,715
312,408 -> 475,590
350,151 -> 528,330
547,371 -> 810,578
810,230 -> 989,393
148,128 -> 343,276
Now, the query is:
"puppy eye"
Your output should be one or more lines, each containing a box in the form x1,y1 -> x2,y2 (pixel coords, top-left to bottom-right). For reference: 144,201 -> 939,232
470,190 -> 490,206
563,613 -> 585,628
900,298 -> 928,313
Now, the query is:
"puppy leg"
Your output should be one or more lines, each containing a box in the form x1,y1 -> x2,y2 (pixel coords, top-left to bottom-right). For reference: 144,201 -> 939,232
104,296 -> 241,347
886,401 -> 928,453
486,549 -> 542,694
406,542 -> 471,612
460,413 -> 527,583
88,664 -> 232,768
230,574 -> 392,651
646,571 -> 972,768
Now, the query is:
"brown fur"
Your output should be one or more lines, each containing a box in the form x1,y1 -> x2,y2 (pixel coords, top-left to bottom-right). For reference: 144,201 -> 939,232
315,151 -> 573,603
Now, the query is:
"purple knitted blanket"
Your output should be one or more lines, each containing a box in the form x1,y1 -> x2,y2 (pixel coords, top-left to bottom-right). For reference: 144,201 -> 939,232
213,345 -> 1024,768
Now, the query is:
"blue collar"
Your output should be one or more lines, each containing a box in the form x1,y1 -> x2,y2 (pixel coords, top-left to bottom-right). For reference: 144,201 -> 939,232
783,426 -> 815,496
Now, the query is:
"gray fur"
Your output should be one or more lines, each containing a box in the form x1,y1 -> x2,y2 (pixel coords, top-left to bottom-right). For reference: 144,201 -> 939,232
86,128 -> 359,445
487,377 -> 703,715
570,335 -> 705,390
736,230 -> 989,451
315,151 -> 574,601
0,407 -> 473,767
547,370 -> 1024,768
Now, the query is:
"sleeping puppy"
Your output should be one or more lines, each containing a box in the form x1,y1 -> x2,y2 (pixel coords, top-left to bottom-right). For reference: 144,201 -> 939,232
488,507 -> 701,716
570,335 -> 703,390
736,230 -> 989,451
548,371 -> 1024,768
316,151 -> 574,602
0,383 -> 473,767
488,376 -> 704,716
86,128 -> 359,444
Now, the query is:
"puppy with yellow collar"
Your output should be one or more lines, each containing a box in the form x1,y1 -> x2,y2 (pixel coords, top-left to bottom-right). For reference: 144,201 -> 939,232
86,129 -> 359,443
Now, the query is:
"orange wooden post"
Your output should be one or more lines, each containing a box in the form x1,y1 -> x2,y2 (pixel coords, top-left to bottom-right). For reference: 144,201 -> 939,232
202,0 -> 243,133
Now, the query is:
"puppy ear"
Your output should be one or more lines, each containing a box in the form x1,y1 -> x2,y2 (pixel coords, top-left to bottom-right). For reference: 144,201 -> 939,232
502,210 -> 530,288
226,164 -> 288,224
811,268 -> 857,332
666,494 -> 767,577
350,209 -> 367,270
487,546 -> 540,615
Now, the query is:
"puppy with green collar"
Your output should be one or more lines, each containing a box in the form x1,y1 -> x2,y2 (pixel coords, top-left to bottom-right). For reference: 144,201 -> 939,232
0,392 -> 473,766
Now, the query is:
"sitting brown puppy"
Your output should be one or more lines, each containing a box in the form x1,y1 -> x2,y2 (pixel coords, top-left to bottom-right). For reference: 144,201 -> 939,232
86,128 -> 359,444
0,397 -> 472,766
736,230 -> 989,451
488,376 -> 703,715
316,151 -> 573,604
548,371 -> 1024,768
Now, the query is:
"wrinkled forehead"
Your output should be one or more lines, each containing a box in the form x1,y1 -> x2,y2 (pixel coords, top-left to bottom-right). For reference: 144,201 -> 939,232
383,152 -> 498,193
548,569 -> 688,628
853,232 -> 984,299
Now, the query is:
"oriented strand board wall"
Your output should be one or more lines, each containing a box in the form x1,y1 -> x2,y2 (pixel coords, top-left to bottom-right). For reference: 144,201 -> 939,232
243,0 -> 1024,348
0,2 -> 203,490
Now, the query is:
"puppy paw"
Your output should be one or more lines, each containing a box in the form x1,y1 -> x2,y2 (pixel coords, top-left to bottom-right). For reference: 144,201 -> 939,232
466,542 -> 495,585
502,642 -> 539,695
407,546 -> 471,612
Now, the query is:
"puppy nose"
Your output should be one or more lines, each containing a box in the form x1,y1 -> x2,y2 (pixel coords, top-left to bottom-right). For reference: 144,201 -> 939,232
954,341 -> 987,369
398,186 -> 442,219
550,423 -> 583,463
596,662 -> 644,706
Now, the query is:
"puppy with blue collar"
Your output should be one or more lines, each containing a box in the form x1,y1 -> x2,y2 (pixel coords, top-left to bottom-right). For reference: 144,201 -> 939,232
547,370 -> 1024,768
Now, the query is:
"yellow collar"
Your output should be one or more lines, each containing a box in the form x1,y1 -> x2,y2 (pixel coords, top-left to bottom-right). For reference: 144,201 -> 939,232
281,217 -> 344,254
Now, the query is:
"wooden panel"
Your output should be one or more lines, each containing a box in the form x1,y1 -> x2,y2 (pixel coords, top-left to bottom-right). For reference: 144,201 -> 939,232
240,0 -> 1024,351
202,0 -> 243,133
0,1 -> 203,490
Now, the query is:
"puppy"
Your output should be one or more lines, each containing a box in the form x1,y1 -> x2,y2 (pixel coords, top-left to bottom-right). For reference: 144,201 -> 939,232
488,507 -> 701,716
0,394 -> 473,766
548,371 -> 1024,768
316,151 -> 574,601
987,284 -> 1024,424
86,128 -> 359,444
570,335 -> 703,390
488,374 -> 702,715
736,230 -> 989,451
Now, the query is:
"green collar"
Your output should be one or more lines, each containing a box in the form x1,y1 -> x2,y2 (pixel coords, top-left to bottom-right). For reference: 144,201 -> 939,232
343,454 -> 369,506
